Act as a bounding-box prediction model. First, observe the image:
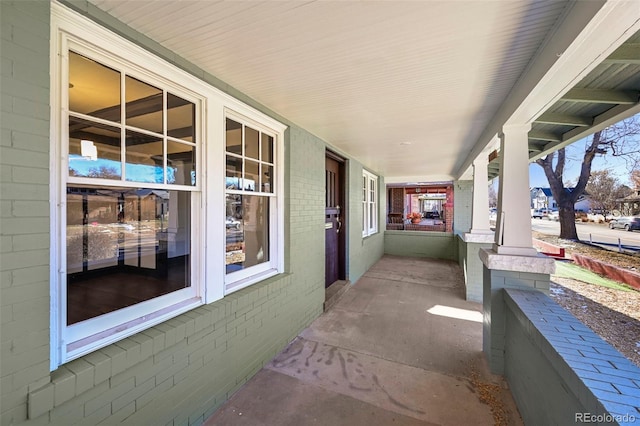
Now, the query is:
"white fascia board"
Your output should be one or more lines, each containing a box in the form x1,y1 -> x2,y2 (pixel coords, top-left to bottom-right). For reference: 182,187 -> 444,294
508,1 -> 640,125
454,0 -> 631,180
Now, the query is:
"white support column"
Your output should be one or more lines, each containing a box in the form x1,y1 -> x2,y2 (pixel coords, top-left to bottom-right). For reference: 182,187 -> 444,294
494,123 -> 537,256
469,154 -> 493,235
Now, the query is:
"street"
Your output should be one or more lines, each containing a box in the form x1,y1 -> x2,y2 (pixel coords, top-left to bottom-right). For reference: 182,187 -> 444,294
531,218 -> 640,255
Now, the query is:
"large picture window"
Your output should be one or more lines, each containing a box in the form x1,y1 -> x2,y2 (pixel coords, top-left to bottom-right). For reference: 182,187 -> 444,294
51,3 -> 285,367
52,24 -> 206,364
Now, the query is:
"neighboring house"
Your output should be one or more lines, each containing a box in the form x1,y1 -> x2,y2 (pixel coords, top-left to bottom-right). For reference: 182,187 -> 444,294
617,190 -> 640,216
530,187 -> 556,209
574,194 -> 593,212
530,187 -> 592,211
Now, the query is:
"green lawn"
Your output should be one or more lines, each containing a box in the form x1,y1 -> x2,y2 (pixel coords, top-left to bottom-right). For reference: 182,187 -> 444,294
554,260 -> 633,292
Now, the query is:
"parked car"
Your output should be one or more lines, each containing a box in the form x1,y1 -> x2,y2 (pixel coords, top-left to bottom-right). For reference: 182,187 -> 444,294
587,212 -> 606,223
547,210 -> 559,221
608,216 -> 640,231
531,208 -> 552,219
226,216 -> 241,230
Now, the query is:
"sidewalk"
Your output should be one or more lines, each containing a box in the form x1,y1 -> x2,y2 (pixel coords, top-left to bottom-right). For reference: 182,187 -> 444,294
204,255 -> 522,425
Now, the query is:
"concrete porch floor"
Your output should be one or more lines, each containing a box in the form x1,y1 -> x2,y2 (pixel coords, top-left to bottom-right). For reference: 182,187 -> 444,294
205,255 -> 523,425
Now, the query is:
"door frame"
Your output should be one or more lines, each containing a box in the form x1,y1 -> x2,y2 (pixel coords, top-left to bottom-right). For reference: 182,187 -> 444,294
325,150 -> 347,286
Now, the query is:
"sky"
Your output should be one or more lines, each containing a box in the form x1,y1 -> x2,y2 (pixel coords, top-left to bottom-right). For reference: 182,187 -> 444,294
528,136 -> 635,189
69,155 -> 176,184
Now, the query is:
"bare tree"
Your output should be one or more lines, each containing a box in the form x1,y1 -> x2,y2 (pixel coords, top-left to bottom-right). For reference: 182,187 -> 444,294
535,115 -> 640,240
586,170 -> 627,214
631,168 -> 640,190
488,184 -> 497,208
88,165 -> 120,180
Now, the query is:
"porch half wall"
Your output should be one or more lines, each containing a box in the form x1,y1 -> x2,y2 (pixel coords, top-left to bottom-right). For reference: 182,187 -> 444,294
0,1 -> 384,424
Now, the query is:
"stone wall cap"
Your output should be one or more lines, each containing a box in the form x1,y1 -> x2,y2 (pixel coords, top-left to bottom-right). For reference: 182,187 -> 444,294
479,248 -> 555,274
462,232 -> 495,244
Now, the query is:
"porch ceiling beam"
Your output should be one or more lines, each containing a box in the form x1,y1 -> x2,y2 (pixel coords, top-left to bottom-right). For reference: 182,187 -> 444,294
528,130 -> 562,143
533,112 -> 592,127
530,101 -> 640,161
602,43 -> 640,64
560,88 -> 639,104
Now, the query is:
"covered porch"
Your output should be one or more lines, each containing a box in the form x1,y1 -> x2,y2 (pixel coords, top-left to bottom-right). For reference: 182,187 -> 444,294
206,255 -> 521,425
3,1 -> 640,425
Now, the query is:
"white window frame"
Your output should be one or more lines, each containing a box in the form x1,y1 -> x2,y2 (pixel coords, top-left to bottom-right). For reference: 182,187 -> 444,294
50,3 -> 285,368
223,109 -> 284,294
362,170 -> 378,237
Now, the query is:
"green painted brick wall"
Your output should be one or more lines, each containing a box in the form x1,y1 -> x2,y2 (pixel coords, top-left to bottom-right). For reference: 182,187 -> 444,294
1,1 -> 384,425
1,1 -> 53,425
482,266 -> 550,375
384,231 -> 456,260
453,180 -> 472,235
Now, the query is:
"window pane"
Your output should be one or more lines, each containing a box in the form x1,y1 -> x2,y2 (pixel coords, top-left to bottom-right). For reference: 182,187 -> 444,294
244,160 -> 259,191
363,202 -> 366,233
68,117 -> 122,179
125,130 -> 163,183
225,195 -> 269,273
226,118 -> 242,155
363,176 -> 367,200
125,76 -> 163,133
261,134 -> 273,163
168,93 -> 195,142
66,187 -> 191,325
69,51 -> 121,121
226,156 -> 242,190
369,202 -> 374,229
262,164 -> 273,193
245,126 -> 259,160
167,141 -> 195,186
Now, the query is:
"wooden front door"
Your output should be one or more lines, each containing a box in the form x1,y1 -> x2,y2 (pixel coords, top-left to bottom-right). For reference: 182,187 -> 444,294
325,154 -> 345,288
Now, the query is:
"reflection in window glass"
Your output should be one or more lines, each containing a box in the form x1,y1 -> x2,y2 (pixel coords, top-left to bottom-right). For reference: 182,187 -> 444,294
245,126 -> 259,160
125,130 -> 163,183
68,117 -> 122,179
168,93 -> 195,142
167,141 -> 195,186
244,160 -> 259,191
225,195 -> 269,273
226,156 -> 242,189
66,187 -> 191,325
226,119 -> 242,155
224,114 -> 278,284
262,164 -> 273,193
261,134 -> 273,163
69,51 -> 121,119
126,76 -> 163,133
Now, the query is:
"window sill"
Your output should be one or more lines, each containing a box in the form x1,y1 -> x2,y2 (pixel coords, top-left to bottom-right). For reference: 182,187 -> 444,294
225,268 -> 281,295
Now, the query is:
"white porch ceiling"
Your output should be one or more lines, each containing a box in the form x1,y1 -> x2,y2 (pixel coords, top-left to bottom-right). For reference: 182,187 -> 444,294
86,0 -> 620,182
